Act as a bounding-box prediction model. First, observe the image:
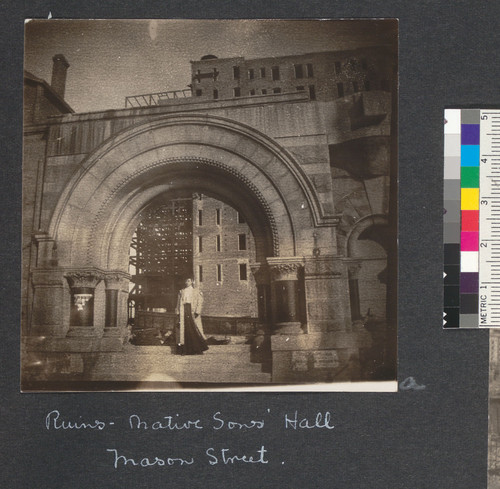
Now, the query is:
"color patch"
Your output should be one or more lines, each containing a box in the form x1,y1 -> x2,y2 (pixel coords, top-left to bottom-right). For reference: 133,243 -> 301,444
461,188 -> 479,210
461,167 -> 479,188
461,251 -> 478,272
461,232 -> 479,251
444,157 -> 461,179
461,294 -> 479,314
444,243 -> 460,263
444,200 -> 461,223
462,210 -> 479,231
461,124 -> 480,145
461,145 -> 480,166
460,272 -> 479,293
444,222 -> 460,241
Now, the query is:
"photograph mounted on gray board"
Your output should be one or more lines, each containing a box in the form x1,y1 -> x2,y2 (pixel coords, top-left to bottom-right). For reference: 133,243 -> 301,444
21,19 -> 397,391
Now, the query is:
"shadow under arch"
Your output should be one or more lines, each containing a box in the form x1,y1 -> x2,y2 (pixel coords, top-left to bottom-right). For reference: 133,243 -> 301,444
346,214 -> 390,258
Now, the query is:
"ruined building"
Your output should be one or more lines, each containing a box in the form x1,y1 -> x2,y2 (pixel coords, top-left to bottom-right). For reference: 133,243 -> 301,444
22,46 -> 397,385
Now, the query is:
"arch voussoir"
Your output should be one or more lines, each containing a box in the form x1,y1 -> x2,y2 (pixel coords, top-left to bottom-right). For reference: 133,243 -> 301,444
50,114 -> 324,271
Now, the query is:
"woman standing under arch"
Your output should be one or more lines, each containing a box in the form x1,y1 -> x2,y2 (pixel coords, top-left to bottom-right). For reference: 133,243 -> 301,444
175,278 -> 208,355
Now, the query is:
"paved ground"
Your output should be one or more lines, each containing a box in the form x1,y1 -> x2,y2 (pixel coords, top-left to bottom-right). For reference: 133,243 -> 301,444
89,336 -> 272,384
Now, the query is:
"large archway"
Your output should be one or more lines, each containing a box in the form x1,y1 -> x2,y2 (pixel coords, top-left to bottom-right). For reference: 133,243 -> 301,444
48,113 -> 333,270
35,113 -> 332,344
25,112 -> 389,385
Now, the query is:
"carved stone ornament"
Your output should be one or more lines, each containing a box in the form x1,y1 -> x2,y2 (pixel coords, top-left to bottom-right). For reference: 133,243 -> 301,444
104,272 -> 131,291
73,293 -> 93,311
64,270 -> 105,289
267,258 -> 304,281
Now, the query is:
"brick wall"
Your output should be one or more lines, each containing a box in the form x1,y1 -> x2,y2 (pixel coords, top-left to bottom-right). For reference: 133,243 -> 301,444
193,195 -> 258,318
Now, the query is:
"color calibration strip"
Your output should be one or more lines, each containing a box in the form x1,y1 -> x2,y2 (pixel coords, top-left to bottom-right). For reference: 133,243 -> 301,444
478,111 -> 500,327
444,109 -> 500,328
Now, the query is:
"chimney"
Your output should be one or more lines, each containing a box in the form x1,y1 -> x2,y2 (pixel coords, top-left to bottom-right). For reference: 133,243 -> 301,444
51,54 -> 70,99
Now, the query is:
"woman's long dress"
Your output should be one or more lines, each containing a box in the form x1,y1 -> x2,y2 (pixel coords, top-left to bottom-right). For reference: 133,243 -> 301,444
182,303 -> 208,355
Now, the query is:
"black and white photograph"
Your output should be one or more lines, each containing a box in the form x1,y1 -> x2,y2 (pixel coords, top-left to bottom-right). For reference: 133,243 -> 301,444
21,19 -> 398,390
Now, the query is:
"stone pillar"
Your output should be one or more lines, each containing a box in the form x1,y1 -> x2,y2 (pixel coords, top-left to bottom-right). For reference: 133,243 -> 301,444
31,268 -> 65,336
30,231 -> 62,336
304,255 -> 351,332
64,271 -> 104,337
250,263 -> 272,327
104,273 -> 130,337
267,257 -> 305,335
269,255 -> 372,383
346,260 -> 362,321
33,232 -> 59,267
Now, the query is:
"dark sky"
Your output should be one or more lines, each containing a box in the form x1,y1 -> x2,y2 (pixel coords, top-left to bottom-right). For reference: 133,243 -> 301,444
24,19 -> 396,113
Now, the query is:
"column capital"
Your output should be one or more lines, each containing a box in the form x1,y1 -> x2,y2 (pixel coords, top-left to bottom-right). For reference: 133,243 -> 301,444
104,271 -> 131,291
267,257 -> 305,281
64,269 -> 105,289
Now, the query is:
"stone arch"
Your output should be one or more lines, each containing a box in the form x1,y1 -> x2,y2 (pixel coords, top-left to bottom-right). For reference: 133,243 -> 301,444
346,214 -> 389,320
48,113 -> 326,271
87,157 -> 281,271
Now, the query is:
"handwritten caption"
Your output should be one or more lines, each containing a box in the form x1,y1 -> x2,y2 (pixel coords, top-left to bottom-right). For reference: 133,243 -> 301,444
44,409 -> 335,468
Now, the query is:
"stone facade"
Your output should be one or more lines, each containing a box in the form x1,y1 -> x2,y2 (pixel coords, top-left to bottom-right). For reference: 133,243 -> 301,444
22,45 -> 396,385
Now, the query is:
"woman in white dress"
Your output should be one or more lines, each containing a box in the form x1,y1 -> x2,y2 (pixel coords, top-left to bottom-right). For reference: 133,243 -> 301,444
175,278 -> 208,355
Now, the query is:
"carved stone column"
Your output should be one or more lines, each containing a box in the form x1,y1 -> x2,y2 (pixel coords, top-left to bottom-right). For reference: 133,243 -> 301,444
64,271 -> 104,337
346,260 -> 362,321
104,273 -> 130,337
250,263 -> 272,327
267,257 -> 305,334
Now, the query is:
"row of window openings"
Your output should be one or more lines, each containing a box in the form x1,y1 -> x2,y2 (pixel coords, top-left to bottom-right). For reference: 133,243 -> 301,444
198,263 -> 248,282
196,79 -> 388,100
233,65 -> 295,81
232,60 -> 368,81
196,85 -> 317,100
197,234 -> 247,252
197,209 -> 245,226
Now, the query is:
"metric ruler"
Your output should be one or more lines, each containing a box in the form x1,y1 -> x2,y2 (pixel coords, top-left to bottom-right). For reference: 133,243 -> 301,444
478,111 -> 500,327
444,109 -> 500,328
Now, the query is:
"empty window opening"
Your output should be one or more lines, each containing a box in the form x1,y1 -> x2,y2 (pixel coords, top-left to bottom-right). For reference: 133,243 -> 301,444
239,263 -> 248,281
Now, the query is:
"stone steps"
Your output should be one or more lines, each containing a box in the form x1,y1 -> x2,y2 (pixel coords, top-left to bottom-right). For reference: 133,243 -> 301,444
88,342 -> 271,384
